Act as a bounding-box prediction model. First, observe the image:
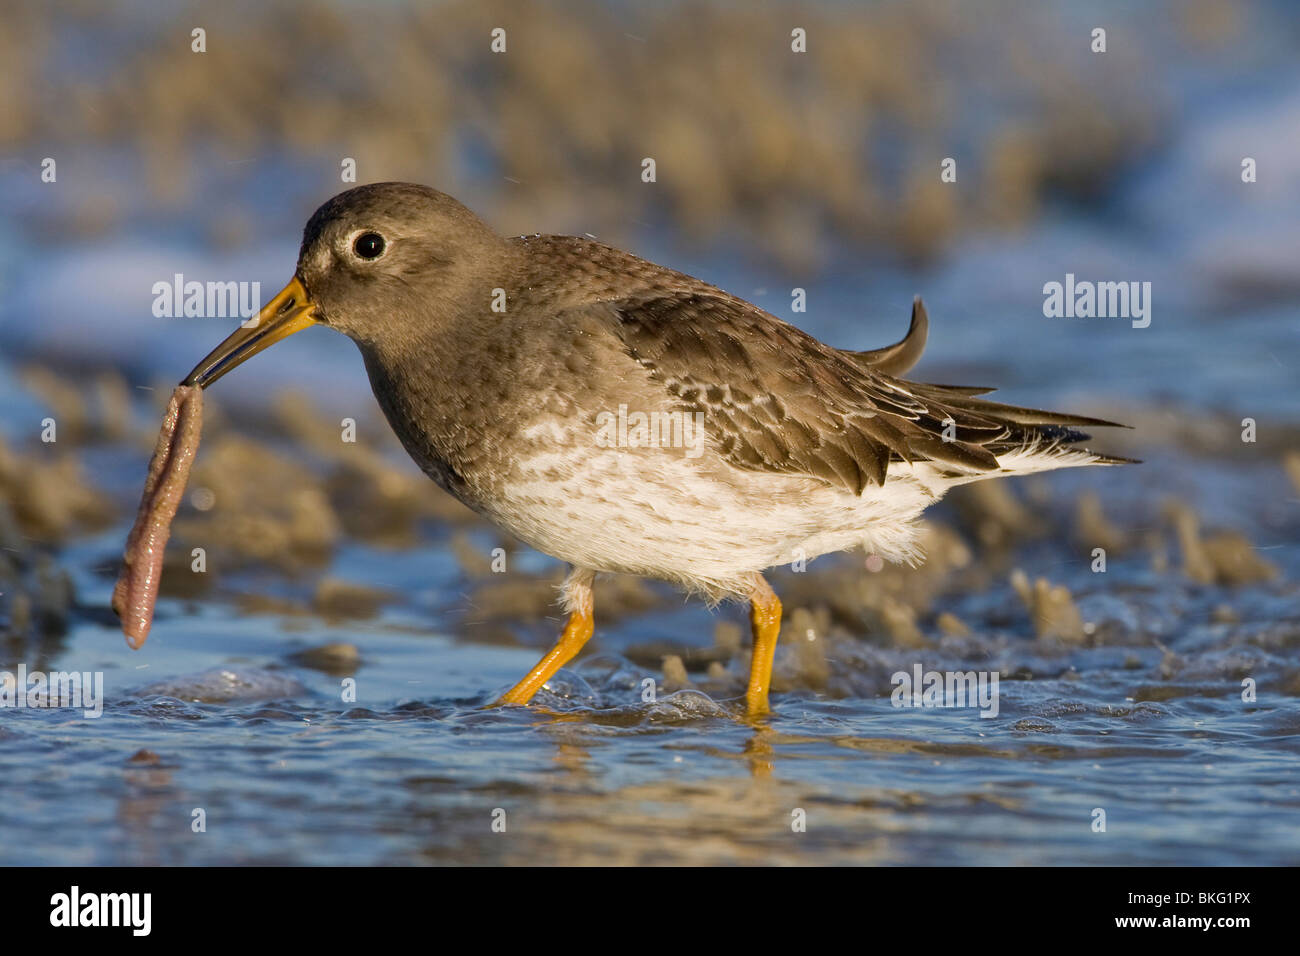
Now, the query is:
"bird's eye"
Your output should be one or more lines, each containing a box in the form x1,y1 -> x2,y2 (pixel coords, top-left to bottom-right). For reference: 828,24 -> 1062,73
353,232 -> 386,260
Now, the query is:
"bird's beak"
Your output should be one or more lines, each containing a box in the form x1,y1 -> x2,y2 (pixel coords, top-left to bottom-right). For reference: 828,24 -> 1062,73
182,275 -> 318,388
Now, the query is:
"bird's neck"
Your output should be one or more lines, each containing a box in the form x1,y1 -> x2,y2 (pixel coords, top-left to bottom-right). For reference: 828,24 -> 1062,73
355,303 -> 529,510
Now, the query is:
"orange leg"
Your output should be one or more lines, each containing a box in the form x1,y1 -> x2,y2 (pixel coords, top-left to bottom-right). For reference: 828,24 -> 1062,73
497,576 -> 595,706
745,574 -> 783,716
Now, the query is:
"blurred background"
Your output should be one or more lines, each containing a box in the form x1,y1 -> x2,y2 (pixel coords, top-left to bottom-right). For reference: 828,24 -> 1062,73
1,0 -> 1298,866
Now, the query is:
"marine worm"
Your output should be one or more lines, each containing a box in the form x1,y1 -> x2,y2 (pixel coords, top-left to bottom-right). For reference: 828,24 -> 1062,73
112,384 -> 204,649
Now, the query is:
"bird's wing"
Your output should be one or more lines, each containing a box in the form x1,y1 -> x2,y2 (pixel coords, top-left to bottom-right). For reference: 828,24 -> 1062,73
599,291 -> 1125,495
845,296 -> 929,376
845,299 -> 1001,394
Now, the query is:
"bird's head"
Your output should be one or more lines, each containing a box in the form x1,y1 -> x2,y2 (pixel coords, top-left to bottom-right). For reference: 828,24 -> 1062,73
183,182 -> 503,387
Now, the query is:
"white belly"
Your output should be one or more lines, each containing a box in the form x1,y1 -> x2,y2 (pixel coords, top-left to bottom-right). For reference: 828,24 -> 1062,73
482,421 -> 1109,599
489,439 -> 942,599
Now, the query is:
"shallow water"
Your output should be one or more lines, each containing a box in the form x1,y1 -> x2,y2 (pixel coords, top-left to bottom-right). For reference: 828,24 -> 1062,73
2,436 -> 1298,865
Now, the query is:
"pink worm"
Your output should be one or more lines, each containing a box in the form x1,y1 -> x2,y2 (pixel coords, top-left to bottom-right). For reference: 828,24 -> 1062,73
112,384 -> 204,649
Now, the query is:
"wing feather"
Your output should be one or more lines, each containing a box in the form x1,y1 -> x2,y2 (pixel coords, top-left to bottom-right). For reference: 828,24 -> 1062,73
597,292 -> 1125,494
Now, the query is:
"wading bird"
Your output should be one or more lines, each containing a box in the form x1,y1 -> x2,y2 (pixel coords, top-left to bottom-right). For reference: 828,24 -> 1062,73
181,183 -> 1128,716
